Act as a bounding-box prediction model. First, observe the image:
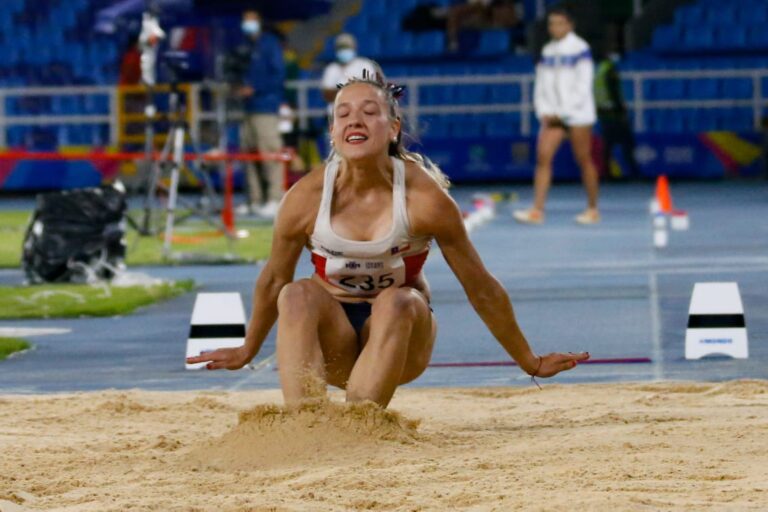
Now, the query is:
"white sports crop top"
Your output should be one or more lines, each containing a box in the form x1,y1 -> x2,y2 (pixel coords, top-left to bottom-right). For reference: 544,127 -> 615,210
309,157 -> 431,298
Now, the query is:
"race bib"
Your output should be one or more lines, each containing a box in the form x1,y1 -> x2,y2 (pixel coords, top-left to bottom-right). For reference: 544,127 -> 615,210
325,256 -> 405,295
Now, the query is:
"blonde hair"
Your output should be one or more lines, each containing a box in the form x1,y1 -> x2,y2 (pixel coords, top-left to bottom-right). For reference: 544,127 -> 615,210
329,72 -> 450,189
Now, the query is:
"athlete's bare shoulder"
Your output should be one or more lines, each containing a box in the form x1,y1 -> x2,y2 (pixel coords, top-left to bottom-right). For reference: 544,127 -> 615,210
276,165 -> 326,238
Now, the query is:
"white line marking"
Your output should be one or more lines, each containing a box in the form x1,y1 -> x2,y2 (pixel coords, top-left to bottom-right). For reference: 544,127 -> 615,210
0,327 -> 72,337
228,353 -> 276,391
648,272 -> 663,381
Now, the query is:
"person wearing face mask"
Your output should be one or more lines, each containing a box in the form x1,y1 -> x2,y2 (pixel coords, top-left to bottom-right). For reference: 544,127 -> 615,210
513,7 -> 600,225
236,9 -> 286,219
320,33 -> 380,109
188,73 -> 589,408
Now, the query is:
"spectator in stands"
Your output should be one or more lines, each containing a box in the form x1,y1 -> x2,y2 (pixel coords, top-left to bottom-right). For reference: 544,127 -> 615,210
446,0 -> 520,52
513,7 -> 600,225
119,35 -> 142,85
594,50 -> 640,179
321,33 -> 380,107
237,9 -> 286,219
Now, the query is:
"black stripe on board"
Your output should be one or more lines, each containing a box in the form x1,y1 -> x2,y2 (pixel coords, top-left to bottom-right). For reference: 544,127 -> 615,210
189,324 -> 246,338
687,314 -> 745,329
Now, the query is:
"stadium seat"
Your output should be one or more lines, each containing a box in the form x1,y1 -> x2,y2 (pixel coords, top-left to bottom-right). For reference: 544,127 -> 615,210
738,3 -> 768,23
747,26 -> 768,48
721,78 -> 752,99
652,25 -> 680,51
489,84 -> 522,104
688,78 -> 719,100
420,115 -> 450,138
414,32 -> 445,56
683,27 -> 714,50
454,84 -> 487,104
703,6 -> 735,24
674,5 -> 704,26
476,30 -> 510,56
715,25 -> 747,50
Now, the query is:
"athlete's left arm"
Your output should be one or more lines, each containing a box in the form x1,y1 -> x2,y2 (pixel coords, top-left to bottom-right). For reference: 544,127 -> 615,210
410,179 -> 589,378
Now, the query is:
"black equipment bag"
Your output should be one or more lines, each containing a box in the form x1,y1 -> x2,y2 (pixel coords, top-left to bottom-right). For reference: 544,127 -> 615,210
22,185 -> 127,283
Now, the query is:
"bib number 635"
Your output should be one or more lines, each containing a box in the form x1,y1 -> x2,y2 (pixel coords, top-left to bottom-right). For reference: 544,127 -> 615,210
338,273 -> 395,292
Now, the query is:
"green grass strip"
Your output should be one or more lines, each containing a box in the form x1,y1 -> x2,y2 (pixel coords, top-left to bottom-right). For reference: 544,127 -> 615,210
0,279 -> 195,319
0,338 -> 31,361
0,210 -> 273,268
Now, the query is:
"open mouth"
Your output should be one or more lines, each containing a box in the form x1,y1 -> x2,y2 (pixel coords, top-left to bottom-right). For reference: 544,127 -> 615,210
345,133 -> 368,144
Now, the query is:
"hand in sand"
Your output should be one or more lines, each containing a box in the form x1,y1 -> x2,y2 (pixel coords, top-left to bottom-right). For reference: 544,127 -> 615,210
533,351 -> 590,378
186,346 -> 251,370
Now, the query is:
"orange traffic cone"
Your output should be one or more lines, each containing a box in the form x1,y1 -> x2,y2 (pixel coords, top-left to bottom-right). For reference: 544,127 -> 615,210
656,175 -> 673,214
221,162 -> 235,235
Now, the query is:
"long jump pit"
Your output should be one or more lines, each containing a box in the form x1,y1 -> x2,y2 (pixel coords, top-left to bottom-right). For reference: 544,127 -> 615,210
1,381 -> 767,511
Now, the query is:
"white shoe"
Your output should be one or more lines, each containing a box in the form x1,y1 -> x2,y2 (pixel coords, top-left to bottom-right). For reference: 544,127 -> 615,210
235,203 -> 253,216
512,208 -> 544,225
254,200 -> 279,219
575,209 -> 600,225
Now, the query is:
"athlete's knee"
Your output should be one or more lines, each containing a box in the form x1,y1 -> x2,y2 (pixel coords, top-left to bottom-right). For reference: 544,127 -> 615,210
372,287 -> 420,321
277,280 -> 322,314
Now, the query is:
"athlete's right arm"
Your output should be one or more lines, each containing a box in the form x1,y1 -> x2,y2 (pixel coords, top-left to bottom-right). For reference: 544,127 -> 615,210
186,175 -> 319,370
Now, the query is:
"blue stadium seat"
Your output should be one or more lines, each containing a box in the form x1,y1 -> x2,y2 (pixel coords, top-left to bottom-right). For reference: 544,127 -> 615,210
738,3 -> 768,23
688,78 -> 719,99
450,115 -> 482,138
489,84 -> 522,103
362,0 -> 387,17
454,84 -> 487,104
674,5 -> 704,26
715,25 -> 747,50
721,78 -> 752,99
484,113 -> 521,137
366,14 -> 400,33
722,108 -> 754,131
420,115 -> 450,138
652,25 -> 679,51
683,27 -> 714,50
705,5 -> 736,24
342,16 -> 366,37
645,79 -> 685,100
747,26 -> 768,48
620,81 -> 634,102
382,33 -> 414,58
7,127 -> 27,147
357,34 -> 382,58
476,30 -> 510,56
413,32 -> 445,56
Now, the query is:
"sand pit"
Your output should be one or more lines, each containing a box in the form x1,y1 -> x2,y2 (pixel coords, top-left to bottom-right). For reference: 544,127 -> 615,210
1,380 -> 768,511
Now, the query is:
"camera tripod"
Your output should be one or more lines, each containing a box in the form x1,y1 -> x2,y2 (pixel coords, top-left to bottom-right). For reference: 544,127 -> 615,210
133,79 -> 232,260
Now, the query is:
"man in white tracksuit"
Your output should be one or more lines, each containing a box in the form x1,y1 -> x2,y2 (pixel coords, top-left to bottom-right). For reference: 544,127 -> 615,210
514,7 -> 600,225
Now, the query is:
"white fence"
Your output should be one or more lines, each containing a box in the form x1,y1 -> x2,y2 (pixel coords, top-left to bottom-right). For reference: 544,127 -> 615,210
0,68 -> 766,148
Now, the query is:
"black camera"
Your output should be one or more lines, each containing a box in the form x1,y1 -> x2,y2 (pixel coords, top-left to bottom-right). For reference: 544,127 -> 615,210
221,44 -> 251,85
161,50 -> 191,85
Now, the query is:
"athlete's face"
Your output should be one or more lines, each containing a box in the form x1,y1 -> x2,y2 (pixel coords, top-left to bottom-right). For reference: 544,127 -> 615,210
548,13 -> 571,40
331,83 -> 400,162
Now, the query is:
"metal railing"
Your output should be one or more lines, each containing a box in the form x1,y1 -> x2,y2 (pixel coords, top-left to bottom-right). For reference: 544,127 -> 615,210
0,68 -> 766,149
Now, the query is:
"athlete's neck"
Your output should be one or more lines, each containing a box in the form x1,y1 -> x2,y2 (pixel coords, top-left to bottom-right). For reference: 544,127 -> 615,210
338,154 -> 393,191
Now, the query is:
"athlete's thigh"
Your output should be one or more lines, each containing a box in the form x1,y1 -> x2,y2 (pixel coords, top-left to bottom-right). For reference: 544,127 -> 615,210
536,124 -> 566,164
359,287 -> 436,384
569,125 -> 594,163
284,279 -> 360,386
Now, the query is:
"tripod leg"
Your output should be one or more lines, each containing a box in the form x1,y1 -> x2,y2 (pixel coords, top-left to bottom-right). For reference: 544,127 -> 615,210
163,125 -> 186,258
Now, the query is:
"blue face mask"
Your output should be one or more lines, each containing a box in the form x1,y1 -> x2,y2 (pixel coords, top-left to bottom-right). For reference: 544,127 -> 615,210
336,48 -> 356,64
241,19 -> 261,36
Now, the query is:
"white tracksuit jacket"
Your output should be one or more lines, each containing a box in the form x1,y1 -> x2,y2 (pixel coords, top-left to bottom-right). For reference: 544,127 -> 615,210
534,32 -> 596,127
